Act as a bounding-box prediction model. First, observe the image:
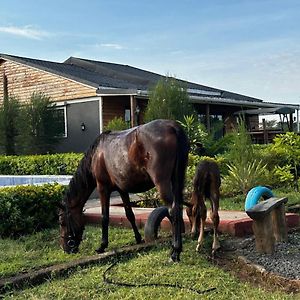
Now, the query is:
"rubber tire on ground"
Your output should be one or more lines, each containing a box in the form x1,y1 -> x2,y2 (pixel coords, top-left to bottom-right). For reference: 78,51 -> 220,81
144,206 -> 171,242
245,186 -> 274,211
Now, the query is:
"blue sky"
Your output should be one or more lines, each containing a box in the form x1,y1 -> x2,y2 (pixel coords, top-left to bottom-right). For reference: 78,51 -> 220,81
1,0 -> 300,104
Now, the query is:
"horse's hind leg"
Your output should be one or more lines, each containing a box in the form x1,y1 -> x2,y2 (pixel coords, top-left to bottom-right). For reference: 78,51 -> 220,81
195,193 -> 207,252
119,191 -> 143,244
95,189 -> 111,254
209,194 -> 220,256
157,181 -> 183,262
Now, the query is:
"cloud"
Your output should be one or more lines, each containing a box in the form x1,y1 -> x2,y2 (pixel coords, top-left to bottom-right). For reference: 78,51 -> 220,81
0,25 -> 49,40
99,43 -> 125,50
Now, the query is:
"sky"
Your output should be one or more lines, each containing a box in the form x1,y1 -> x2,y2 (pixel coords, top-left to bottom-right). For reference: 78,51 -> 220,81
1,0 -> 300,105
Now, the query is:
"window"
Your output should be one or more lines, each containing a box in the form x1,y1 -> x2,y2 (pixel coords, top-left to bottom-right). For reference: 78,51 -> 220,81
52,106 -> 67,137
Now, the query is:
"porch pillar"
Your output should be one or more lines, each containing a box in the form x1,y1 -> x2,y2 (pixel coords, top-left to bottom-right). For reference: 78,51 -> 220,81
206,104 -> 210,133
130,95 -> 137,127
297,108 -> 300,133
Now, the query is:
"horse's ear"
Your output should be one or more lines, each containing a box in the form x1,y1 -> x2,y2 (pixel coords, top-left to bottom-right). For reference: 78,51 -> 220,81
56,202 -> 65,210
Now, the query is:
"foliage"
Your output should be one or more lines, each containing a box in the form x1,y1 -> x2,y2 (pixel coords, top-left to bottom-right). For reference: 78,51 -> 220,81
144,76 -> 195,123
204,132 -> 235,157
104,116 -> 130,131
0,96 -> 20,155
222,119 -> 268,195
177,115 -> 208,153
271,132 -> 300,190
0,184 -> 66,237
223,160 -> 270,196
273,165 -> 294,187
0,153 -> 82,175
17,92 -> 62,154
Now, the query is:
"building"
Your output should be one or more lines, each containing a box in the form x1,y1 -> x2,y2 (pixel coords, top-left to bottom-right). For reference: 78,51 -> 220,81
0,53 -> 299,152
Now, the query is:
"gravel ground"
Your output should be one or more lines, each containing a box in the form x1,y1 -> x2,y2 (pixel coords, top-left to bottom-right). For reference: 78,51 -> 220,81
229,230 -> 300,280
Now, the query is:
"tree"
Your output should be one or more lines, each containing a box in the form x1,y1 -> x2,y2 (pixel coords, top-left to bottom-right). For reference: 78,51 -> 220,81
18,92 -> 61,154
0,74 -> 20,155
144,77 -> 195,123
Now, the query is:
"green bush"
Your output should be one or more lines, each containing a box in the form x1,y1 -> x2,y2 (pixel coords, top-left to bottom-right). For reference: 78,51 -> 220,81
0,153 -> 82,175
0,184 -> 66,237
104,116 -> 130,131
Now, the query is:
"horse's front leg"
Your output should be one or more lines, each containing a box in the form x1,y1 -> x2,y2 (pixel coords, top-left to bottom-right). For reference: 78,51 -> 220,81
95,189 -> 111,254
119,191 -> 143,244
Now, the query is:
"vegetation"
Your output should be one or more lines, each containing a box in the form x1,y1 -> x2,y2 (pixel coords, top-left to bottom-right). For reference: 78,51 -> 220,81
0,184 -> 66,237
221,120 -> 269,195
0,92 -> 63,155
178,115 -> 208,153
144,76 -> 195,123
104,116 -> 130,131
17,92 -> 63,154
0,96 -> 20,155
0,153 -> 82,175
1,228 -> 293,299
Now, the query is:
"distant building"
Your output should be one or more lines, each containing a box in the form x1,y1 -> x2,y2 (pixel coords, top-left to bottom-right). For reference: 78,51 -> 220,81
1,53 -> 298,152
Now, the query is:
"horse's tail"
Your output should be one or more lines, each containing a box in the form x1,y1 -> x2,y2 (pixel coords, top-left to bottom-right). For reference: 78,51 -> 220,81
172,122 -> 189,205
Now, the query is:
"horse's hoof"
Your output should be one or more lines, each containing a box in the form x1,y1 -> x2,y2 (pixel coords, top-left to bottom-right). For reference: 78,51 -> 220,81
95,248 -> 105,254
169,251 -> 180,263
137,239 -> 145,244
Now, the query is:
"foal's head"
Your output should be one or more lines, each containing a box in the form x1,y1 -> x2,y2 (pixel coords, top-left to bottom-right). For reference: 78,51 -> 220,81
58,202 -> 85,254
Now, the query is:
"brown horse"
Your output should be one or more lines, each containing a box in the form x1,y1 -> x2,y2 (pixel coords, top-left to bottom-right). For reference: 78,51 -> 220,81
58,119 -> 189,262
186,160 -> 221,255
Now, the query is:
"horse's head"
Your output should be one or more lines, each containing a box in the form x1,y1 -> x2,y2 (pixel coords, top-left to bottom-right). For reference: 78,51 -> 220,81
58,202 -> 84,254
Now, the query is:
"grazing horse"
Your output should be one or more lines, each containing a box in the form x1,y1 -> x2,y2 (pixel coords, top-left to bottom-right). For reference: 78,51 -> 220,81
186,160 -> 221,255
58,119 -> 189,262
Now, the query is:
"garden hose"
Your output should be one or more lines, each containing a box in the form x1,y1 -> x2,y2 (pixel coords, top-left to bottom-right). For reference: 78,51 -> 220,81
103,261 -> 216,295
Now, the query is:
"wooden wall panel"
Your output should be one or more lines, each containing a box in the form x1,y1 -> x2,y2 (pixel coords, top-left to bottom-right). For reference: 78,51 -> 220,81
102,96 -> 130,127
0,59 -> 96,104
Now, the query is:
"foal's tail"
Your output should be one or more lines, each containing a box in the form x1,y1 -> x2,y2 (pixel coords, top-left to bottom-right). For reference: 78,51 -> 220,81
172,122 -> 189,205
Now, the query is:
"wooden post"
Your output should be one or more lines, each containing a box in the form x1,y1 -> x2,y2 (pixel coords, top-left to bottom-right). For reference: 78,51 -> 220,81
262,118 -> 268,144
130,95 -> 136,128
271,204 -> 288,242
206,104 -> 210,133
252,214 -> 275,254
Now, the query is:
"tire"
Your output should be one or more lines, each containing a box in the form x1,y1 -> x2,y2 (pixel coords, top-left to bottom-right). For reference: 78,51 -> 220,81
144,206 -> 171,242
245,186 -> 274,211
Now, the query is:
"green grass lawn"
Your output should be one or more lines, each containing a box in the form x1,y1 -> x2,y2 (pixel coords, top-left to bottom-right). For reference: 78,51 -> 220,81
1,226 -> 298,299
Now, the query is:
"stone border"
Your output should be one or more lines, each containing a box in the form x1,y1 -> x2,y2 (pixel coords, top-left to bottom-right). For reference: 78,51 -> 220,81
0,240 -> 165,295
237,255 -> 300,292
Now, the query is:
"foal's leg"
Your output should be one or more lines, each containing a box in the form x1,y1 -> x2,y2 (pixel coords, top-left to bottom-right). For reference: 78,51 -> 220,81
196,193 -> 207,252
119,191 -> 143,244
95,189 -> 111,254
209,193 -> 220,255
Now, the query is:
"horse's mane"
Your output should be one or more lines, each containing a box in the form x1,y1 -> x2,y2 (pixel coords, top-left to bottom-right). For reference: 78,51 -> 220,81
64,135 -> 102,207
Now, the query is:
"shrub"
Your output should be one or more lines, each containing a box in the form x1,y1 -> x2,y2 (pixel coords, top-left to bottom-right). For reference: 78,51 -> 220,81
104,117 -> 130,131
17,92 -> 62,154
177,115 -> 208,154
0,153 -> 83,175
0,184 -> 66,237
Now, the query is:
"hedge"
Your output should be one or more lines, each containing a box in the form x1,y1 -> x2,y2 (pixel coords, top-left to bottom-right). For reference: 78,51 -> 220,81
0,184 -> 66,237
0,153 -> 83,175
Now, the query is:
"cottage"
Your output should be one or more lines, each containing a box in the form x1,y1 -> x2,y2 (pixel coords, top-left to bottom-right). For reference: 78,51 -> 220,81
0,53 -> 298,152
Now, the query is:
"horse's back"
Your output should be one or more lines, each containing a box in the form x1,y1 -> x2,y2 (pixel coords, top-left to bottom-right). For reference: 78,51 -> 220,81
194,160 -> 221,198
